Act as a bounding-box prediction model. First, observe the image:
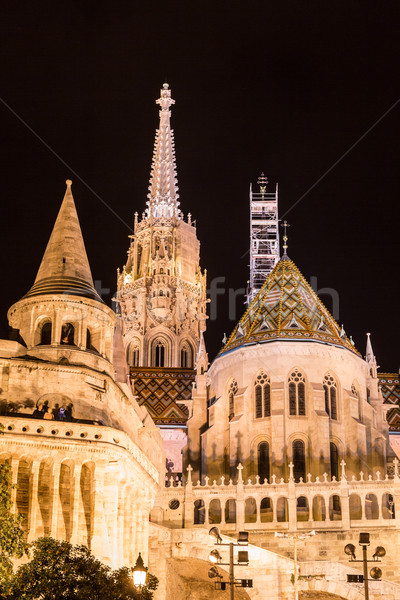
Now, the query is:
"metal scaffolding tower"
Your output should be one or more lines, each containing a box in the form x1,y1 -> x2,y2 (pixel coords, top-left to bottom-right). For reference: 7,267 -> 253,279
248,173 -> 280,303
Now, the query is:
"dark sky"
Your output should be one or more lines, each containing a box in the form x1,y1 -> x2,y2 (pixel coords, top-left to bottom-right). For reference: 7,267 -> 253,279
0,2 -> 399,371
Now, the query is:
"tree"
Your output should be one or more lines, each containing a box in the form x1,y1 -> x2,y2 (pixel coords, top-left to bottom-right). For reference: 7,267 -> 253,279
10,537 -> 158,600
0,461 -> 28,596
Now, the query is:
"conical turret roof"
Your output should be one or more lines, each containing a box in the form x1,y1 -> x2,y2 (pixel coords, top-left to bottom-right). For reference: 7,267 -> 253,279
24,180 -> 102,301
220,256 -> 359,357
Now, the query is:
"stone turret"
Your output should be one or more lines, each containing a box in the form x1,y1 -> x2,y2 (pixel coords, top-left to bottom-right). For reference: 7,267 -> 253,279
8,180 -> 116,374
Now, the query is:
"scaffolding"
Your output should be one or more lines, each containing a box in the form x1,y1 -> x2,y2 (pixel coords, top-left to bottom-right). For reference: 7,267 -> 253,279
248,173 -> 280,303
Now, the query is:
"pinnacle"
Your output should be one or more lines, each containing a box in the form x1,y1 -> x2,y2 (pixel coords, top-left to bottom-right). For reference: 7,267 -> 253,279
23,181 -> 102,302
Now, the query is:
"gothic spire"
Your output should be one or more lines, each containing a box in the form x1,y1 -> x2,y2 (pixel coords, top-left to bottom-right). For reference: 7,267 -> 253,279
24,180 -> 102,301
146,83 -> 180,219
366,332 -> 378,377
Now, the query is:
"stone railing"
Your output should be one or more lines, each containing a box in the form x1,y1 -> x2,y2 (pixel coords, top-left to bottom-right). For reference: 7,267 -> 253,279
155,459 -> 400,532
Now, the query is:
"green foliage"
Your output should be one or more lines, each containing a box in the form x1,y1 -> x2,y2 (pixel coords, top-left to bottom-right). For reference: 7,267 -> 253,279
9,537 -> 158,600
0,462 -> 28,596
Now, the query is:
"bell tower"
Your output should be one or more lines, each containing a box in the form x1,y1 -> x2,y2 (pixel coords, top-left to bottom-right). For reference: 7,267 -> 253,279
116,84 -> 207,475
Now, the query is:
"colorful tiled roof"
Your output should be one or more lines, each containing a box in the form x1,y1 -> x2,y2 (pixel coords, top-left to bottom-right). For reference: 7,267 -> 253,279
379,373 -> 400,431
219,256 -> 359,357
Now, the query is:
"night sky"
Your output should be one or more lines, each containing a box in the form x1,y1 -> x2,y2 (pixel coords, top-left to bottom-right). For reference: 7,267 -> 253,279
0,3 -> 399,371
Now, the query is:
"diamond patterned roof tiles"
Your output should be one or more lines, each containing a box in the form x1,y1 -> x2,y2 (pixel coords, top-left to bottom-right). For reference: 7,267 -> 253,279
219,256 -> 360,357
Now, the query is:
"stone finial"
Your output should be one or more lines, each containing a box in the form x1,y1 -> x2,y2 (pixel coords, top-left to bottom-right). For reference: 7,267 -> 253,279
288,461 -> 294,481
340,459 -> 347,480
186,464 -> 193,484
66,179 -> 72,187
237,463 -> 244,483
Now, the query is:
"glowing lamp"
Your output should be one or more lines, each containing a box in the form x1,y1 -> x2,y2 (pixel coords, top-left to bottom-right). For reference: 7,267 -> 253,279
209,526 -> 222,543
370,566 -> 382,580
373,545 -> 386,559
344,544 -> 356,559
208,566 -> 220,579
209,549 -> 222,563
132,553 -> 148,588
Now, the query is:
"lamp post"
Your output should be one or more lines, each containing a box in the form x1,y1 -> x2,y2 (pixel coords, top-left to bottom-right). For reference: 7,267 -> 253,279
208,527 -> 252,599
275,530 -> 316,600
344,532 -> 386,600
132,552 -> 148,597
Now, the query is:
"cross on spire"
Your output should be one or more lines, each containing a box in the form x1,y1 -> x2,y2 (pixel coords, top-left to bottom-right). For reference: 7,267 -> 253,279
281,220 -> 290,257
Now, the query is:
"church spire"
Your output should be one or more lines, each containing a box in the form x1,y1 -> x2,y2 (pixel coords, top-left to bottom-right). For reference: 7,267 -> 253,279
24,180 -> 102,301
146,83 -> 180,220
366,332 -> 378,378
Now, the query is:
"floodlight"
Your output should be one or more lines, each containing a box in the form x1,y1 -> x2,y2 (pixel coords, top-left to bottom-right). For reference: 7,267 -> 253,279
209,549 -> 222,563
359,532 -> 370,546
238,531 -> 249,545
237,550 -> 249,565
209,526 -> 222,543
373,546 -> 386,559
370,566 -> 382,580
208,566 -> 220,579
344,544 -> 356,559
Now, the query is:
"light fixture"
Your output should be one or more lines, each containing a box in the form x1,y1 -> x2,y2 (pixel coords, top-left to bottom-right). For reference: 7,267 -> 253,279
344,544 -> 356,559
373,546 -> 386,559
237,550 -> 249,565
238,531 -> 249,545
370,566 -> 382,580
209,526 -> 222,543
359,532 -> 370,546
209,549 -> 222,563
208,566 -> 220,579
132,553 -> 148,588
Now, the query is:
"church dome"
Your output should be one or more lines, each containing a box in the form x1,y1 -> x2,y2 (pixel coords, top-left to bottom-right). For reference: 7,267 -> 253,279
219,255 -> 359,357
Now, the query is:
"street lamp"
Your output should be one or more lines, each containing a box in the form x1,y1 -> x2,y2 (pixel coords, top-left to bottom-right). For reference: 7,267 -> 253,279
132,552 -> 148,590
275,530 -> 316,600
208,527 -> 252,598
344,532 -> 386,600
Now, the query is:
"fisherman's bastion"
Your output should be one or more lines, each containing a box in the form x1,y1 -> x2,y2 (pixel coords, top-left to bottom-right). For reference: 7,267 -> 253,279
0,84 -> 399,599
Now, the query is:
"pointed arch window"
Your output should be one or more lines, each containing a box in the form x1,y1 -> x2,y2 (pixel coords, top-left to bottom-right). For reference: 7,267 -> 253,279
228,380 -> 238,421
288,369 -> 306,415
257,441 -> 270,482
254,372 -> 271,418
39,322 -> 52,345
330,442 -> 339,480
180,343 -> 193,368
324,373 -> 337,420
292,439 -> 306,482
152,338 -> 168,367
128,341 -> 140,367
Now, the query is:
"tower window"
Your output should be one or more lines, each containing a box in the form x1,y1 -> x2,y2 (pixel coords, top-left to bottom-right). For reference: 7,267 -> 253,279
288,369 -> 306,415
128,342 -> 140,367
60,323 -> 75,346
323,373 -> 338,420
254,372 -> 271,418
152,339 -> 167,367
180,343 -> 193,368
39,322 -> 52,345
292,439 -> 306,482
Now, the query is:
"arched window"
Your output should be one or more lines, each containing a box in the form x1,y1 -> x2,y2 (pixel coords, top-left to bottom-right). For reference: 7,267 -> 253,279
254,372 -> 271,418
329,495 -> 341,521
288,369 -> 306,415
180,343 -> 193,368
225,499 -> 236,523
245,497 -> 257,523
128,342 -> 140,367
324,373 -> 337,419
382,493 -> 395,519
209,499 -> 221,524
152,339 -> 167,367
296,496 -> 309,522
39,322 -> 52,345
292,439 -> 306,482
330,442 -> 339,480
194,499 -> 205,524
60,323 -> 75,345
312,495 -> 326,521
228,380 -> 238,421
257,442 -> 270,483
260,497 -> 273,523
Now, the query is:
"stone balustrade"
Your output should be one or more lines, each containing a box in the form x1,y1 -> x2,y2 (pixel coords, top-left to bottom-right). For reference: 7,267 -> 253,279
153,459 -> 400,533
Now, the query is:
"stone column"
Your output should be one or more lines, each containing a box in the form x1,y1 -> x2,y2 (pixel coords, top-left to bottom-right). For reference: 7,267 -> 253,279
70,463 -> 82,545
287,462 -> 297,531
50,462 -> 61,538
52,310 -> 62,346
236,463 -> 245,530
183,465 -> 194,527
27,460 -> 41,542
339,461 -> 350,529
90,463 -> 111,561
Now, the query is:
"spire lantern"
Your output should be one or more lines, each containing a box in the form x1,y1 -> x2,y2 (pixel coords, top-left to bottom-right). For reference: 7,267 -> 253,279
281,220 -> 290,258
